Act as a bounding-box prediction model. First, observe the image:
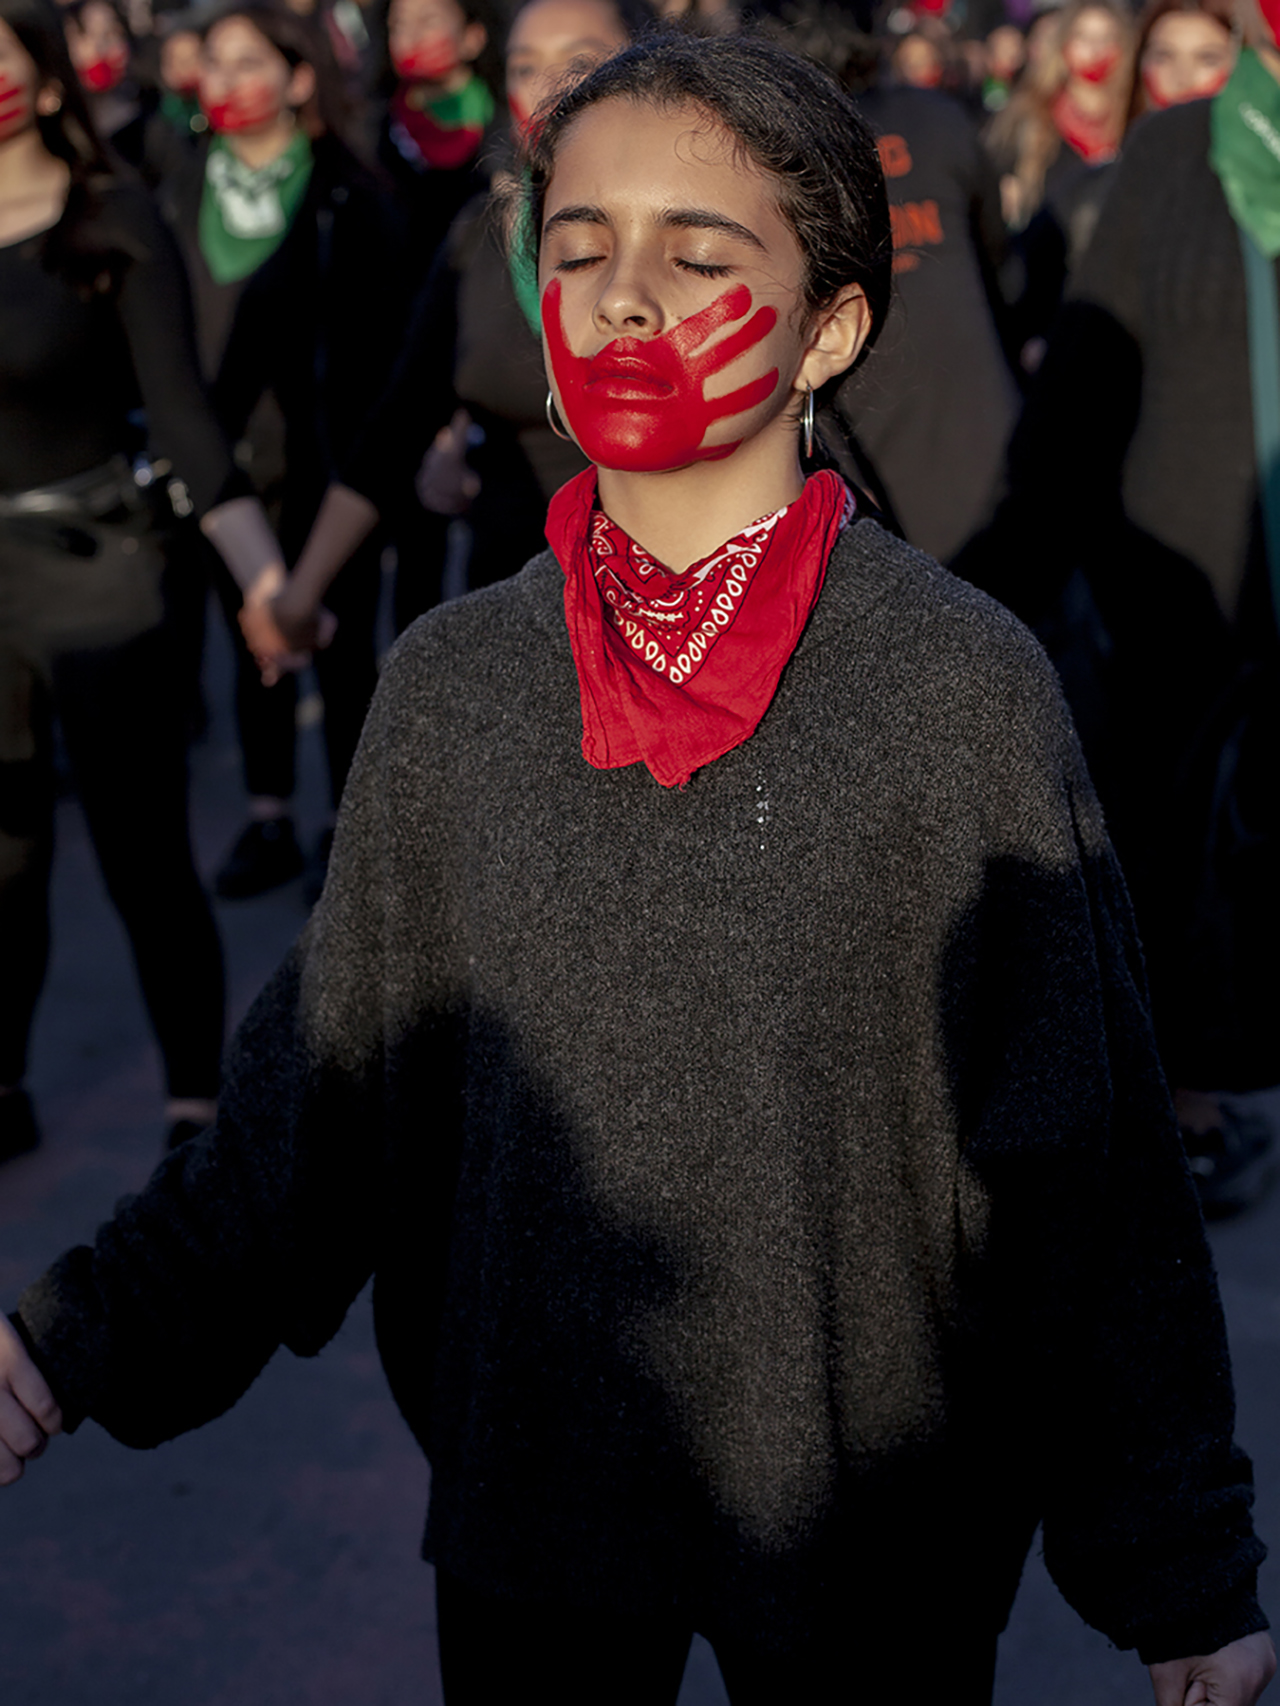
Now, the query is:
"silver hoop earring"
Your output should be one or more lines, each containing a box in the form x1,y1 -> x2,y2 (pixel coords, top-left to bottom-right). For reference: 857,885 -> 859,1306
546,390 -> 571,442
802,385 -> 815,461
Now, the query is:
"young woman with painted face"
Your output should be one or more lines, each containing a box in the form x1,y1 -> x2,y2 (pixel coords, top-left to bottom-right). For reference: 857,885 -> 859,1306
958,0 -> 1280,1214
0,0 -> 290,1160
0,32 -> 1273,1706
61,0 -> 150,168
158,1 -> 405,900
374,0 -> 503,277
987,0 -> 1134,366
1129,0 -> 1237,117
269,0 -> 648,647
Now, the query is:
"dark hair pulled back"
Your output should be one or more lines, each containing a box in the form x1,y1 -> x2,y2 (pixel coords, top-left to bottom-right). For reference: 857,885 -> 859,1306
523,29 -> 892,358
198,0 -> 358,149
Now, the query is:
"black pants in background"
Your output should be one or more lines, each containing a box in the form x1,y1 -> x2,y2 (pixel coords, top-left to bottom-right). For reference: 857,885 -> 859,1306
435,1572 -> 1000,1706
0,530 -> 223,1097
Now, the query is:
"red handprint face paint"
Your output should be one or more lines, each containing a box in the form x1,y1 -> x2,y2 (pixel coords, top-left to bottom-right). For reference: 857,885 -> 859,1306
1260,0 -> 1280,47
201,78 -> 282,134
392,33 -> 460,81
542,276 -> 781,472
0,71 -> 32,141
1065,43 -> 1121,82
77,46 -> 127,93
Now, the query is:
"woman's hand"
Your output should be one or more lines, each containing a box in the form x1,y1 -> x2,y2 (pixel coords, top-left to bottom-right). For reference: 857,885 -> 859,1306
270,578 -> 339,655
1149,1633 -> 1277,1705
236,564 -> 333,687
0,1314 -> 62,1486
416,408 -> 481,516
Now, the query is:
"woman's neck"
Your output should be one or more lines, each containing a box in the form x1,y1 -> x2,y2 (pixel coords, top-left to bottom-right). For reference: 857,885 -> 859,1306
0,127 -> 71,245
1061,75 -> 1116,119
595,420 -> 806,573
223,114 -> 299,169
406,64 -> 473,99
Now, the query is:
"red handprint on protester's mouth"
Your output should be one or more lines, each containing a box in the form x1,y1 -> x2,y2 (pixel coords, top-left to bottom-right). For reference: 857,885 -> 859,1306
0,75 -> 31,143
391,34 -> 461,83
542,277 -> 781,473
201,79 -> 283,135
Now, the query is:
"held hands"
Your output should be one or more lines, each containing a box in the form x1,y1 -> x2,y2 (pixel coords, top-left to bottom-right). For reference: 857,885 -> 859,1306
236,563 -> 337,687
1150,1633 -> 1277,1705
0,1314 -> 62,1486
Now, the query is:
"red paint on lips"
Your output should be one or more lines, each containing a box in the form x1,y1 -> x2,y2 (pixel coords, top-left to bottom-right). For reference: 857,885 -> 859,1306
201,80 -> 282,133
542,278 -> 780,473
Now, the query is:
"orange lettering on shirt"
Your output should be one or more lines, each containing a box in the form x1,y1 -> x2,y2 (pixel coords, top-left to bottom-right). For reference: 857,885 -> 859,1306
877,134 -> 913,178
889,199 -> 944,252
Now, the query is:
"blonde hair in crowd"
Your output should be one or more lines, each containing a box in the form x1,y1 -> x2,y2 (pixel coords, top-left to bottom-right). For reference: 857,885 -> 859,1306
988,0 -> 1134,227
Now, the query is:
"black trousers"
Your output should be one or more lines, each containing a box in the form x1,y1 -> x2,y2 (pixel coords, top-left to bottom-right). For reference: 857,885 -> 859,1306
435,1573 -> 999,1706
0,518 -> 223,1097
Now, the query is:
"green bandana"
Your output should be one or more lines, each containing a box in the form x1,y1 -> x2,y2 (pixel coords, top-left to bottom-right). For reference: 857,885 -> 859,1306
1210,47 -> 1280,259
424,74 -> 494,131
198,130 -> 313,285
508,181 -> 541,340
160,88 -> 208,137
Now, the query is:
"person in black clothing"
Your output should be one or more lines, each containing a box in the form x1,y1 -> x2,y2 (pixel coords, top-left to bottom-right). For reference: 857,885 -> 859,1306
0,34 -> 1275,1704
836,78 -> 1018,562
954,17 -> 1280,1212
262,0 -> 650,645
0,0 -> 290,1162
62,0 -> 155,169
986,0 -> 1134,370
160,0 -> 406,899
373,0 -> 503,277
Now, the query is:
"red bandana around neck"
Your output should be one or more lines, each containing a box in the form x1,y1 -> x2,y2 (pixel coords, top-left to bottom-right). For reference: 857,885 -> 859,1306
1051,89 -> 1120,163
548,467 -> 854,788
390,85 -> 484,170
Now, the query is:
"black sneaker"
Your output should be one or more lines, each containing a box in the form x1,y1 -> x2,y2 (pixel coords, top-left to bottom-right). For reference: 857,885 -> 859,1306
0,1090 -> 40,1165
213,817 -> 304,900
1183,1102 -> 1276,1219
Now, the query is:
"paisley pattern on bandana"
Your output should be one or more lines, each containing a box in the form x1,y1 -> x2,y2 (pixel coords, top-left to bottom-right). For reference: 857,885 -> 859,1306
549,467 -> 854,788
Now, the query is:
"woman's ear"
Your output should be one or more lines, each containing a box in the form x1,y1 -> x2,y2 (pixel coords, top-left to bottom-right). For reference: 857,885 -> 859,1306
460,20 -> 487,65
797,285 -> 874,394
286,60 -> 317,110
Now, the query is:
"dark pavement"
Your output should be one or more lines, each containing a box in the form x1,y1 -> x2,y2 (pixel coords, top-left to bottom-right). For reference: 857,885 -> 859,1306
2,599 -> 1277,1704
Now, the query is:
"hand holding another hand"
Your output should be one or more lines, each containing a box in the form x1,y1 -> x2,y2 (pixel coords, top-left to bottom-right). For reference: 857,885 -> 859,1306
0,1314 -> 61,1486
236,565 -> 336,687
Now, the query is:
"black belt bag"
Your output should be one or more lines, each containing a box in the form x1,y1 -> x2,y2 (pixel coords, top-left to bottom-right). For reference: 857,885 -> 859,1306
0,457 -> 168,659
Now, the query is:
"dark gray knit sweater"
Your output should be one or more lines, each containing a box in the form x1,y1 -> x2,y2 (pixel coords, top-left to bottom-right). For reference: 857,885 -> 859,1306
17,519 -> 1266,1661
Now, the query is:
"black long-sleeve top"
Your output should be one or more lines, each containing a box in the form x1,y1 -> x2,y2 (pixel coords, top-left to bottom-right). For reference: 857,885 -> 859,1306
0,176 -> 240,513
837,86 -> 1017,563
160,135 -> 408,556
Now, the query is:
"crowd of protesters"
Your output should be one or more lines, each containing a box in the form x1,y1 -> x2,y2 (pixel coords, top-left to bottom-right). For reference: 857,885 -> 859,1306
1,0 -> 1275,1212
0,0 -> 1278,1697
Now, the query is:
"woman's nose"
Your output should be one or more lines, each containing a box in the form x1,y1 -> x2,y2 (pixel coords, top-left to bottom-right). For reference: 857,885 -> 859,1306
593,257 -> 664,337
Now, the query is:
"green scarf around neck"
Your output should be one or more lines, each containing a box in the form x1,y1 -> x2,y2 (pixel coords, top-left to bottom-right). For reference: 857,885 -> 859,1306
1210,46 -> 1280,259
198,129 -> 313,285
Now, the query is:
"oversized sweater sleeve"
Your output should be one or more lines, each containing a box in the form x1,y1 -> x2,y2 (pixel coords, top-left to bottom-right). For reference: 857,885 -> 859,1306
12,637 -> 424,1448
946,612 -> 1266,1662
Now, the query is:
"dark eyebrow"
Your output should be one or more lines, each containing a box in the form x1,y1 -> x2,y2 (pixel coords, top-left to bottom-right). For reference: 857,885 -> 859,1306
541,204 -> 766,251
660,208 -> 766,250
543,205 -> 610,237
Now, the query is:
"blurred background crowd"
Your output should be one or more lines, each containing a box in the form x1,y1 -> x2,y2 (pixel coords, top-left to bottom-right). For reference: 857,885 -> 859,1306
1,0 -> 1277,1222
